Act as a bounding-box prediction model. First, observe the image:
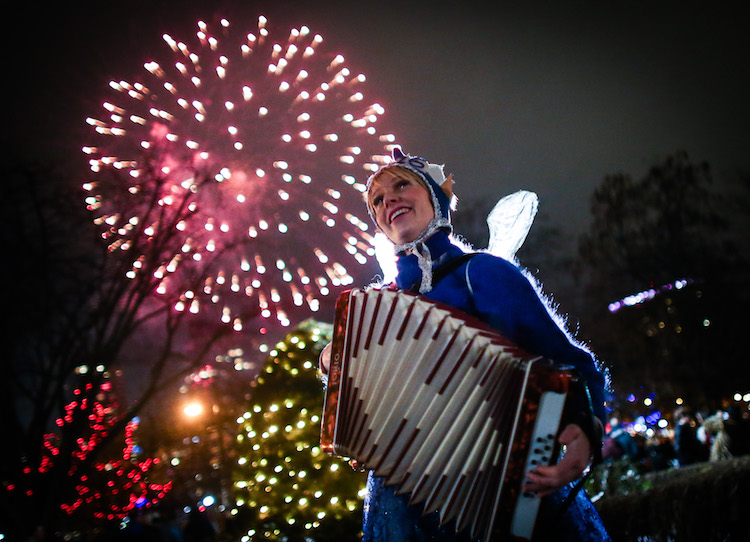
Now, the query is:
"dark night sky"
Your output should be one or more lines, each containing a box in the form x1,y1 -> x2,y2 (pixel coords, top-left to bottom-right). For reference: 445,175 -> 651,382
6,0 -> 749,234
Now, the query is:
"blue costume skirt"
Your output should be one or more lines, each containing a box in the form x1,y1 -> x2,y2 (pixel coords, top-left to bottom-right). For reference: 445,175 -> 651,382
362,473 -> 611,541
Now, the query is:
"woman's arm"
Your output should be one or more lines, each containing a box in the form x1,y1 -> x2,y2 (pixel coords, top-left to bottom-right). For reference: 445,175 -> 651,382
465,255 -> 607,490
466,254 -> 607,424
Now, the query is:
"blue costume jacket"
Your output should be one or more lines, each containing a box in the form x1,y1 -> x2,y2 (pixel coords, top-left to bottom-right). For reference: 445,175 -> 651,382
362,231 -> 610,541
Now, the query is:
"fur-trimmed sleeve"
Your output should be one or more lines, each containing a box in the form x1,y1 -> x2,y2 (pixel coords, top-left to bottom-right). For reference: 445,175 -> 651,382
464,254 -> 607,426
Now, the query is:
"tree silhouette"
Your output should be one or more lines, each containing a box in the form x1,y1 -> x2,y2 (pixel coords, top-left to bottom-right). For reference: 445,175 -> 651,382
577,152 -> 750,411
580,152 -> 727,294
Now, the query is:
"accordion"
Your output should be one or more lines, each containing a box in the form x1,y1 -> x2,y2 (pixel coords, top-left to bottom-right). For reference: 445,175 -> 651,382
320,287 -> 574,541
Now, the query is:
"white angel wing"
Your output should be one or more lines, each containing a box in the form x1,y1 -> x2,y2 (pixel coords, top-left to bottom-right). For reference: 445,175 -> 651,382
486,190 -> 539,261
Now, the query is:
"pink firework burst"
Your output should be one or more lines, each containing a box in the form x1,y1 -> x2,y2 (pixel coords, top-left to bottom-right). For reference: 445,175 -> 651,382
82,15 -> 395,333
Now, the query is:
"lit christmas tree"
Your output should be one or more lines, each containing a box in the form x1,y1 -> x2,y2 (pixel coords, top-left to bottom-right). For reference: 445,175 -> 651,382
5,366 -> 171,531
229,320 -> 366,541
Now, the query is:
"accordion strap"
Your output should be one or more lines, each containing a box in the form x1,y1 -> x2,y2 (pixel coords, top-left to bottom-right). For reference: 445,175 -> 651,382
406,252 -> 479,293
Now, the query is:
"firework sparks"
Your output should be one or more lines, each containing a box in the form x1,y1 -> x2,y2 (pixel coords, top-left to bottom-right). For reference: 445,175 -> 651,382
83,15 -> 396,333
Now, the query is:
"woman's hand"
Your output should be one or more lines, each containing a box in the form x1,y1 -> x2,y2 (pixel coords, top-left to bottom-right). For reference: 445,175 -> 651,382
523,424 -> 591,497
319,342 -> 332,374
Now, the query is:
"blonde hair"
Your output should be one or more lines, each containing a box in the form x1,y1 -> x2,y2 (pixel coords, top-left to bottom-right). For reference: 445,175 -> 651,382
367,166 -> 427,196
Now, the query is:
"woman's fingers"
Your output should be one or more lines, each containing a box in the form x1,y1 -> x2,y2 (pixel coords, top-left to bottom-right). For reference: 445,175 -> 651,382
523,424 -> 591,497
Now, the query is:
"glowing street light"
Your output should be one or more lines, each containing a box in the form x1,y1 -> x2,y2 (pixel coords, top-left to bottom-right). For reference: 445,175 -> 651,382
184,401 -> 204,418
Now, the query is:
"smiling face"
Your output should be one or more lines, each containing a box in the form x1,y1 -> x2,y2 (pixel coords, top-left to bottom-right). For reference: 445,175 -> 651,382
367,167 -> 435,245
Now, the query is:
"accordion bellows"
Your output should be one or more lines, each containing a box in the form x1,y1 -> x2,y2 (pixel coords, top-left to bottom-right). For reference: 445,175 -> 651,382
321,287 -> 573,541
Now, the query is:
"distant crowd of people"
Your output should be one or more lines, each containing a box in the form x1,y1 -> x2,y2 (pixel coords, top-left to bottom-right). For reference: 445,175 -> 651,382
602,403 -> 750,470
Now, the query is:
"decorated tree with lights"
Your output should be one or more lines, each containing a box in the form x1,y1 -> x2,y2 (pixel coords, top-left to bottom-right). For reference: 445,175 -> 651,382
229,320 -> 366,541
6,365 -> 171,533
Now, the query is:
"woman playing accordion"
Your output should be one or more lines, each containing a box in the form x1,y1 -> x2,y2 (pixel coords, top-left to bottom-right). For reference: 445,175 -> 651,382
320,148 -> 610,541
